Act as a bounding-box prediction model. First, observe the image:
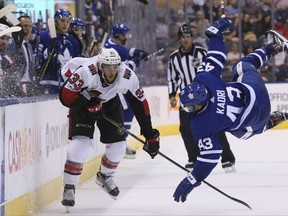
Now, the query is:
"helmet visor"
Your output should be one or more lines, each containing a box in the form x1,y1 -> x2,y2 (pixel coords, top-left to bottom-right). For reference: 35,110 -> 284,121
124,32 -> 132,39
180,101 -> 202,113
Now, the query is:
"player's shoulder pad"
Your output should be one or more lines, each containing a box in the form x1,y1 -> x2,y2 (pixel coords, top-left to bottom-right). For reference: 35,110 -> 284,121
85,56 -> 98,76
120,62 -> 134,80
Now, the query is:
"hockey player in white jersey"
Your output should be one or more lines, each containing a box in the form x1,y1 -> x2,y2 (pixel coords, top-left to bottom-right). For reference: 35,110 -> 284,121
59,48 -> 160,208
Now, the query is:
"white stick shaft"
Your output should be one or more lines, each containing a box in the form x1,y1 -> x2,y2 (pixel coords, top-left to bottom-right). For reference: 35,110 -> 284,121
0,4 -> 17,19
101,32 -> 108,48
220,0 -> 225,18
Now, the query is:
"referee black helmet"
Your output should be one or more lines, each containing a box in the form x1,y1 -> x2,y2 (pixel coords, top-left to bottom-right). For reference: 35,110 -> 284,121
178,24 -> 193,39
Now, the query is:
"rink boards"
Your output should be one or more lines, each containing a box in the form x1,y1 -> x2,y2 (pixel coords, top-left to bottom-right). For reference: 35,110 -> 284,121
0,84 -> 287,216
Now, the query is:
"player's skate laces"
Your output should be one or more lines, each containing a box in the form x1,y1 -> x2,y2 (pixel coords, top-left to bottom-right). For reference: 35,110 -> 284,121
266,30 -> 288,53
61,184 -> 75,207
95,172 -> 120,197
222,161 -> 236,173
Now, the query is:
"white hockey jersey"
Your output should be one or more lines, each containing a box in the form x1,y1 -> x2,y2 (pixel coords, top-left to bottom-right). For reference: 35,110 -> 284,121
61,56 -> 146,103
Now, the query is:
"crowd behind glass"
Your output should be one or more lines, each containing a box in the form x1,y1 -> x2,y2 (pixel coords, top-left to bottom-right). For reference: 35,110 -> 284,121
0,0 -> 287,99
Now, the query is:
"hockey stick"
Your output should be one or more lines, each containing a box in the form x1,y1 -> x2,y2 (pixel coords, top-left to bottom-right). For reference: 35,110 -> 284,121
37,17 -> 57,84
88,37 -> 97,57
0,26 -> 21,37
1,4 -> 25,49
220,0 -> 226,18
141,39 -> 179,61
101,32 -> 108,48
103,114 -> 252,210
0,4 -> 17,19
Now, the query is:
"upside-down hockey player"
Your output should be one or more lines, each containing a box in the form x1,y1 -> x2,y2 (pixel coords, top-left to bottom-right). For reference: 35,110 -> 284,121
173,17 -> 288,202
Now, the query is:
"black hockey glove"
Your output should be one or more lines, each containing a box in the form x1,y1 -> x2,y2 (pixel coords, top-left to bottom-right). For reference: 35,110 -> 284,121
205,17 -> 233,38
143,129 -> 160,159
86,97 -> 104,120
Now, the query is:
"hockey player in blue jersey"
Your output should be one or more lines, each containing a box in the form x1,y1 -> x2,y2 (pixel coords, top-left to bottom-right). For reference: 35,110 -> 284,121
104,23 -> 149,158
37,9 -> 82,94
173,17 -> 288,203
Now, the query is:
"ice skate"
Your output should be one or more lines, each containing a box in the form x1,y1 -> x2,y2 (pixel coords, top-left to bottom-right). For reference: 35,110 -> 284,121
124,146 -> 136,159
266,30 -> 288,53
222,161 -> 236,173
95,171 -> 119,200
61,184 -> 75,213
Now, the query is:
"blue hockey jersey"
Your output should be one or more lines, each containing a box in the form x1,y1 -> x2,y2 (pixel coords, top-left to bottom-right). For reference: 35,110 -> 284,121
38,31 -> 81,87
189,36 -> 271,181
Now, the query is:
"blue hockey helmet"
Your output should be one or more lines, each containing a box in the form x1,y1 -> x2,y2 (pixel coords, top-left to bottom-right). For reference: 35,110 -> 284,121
111,23 -> 132,39
70,17 -> 84,29
54,8 -> 72,20
180,82 -> 209,113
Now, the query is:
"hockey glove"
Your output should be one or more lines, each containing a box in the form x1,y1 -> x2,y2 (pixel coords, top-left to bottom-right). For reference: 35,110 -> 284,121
205,17 -> 233,38
129,48 -> 149,61
173,173 -> 201,202
143,129 -> 160,159
127,59 -> 140,71
87,97 -> 104,119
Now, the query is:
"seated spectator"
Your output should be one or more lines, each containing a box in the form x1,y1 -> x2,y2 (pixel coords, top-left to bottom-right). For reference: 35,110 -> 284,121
85,8 -> 101,42
190,9 -> 210,38
226,41 -> 244,68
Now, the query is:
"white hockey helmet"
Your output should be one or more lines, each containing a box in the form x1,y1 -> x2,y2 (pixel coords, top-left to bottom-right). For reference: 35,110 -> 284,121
98,47 -> 121,66
0,23 -> 12,38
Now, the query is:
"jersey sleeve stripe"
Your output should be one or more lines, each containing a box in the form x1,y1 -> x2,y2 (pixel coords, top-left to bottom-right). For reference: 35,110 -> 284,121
197,157 -> 220,163
207,50 -> 227,59
200,150 -> 223,155
207,56 -> 224,68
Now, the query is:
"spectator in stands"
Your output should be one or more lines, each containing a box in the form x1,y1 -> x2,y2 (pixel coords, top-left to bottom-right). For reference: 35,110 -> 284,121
274,14 -> 288,39
190,9 -> 210,38
183,0 -> 197,22
176,9 -> 187,27
190,23 -> 207,48
99,0 -> 113,35
242,0 -> 263,30
0,24 -> 22,98
85,0 -> 102,17
226,41 -> 244,69
255,13 -> 271,38
84,8 -> 101,43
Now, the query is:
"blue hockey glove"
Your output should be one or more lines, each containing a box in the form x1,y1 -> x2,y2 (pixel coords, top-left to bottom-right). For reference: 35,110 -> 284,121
129,48 -> 149,60
127,59 -> 140,70
143,129 -> 160,159
173,173 -> 201,202
205,17 -> 233,38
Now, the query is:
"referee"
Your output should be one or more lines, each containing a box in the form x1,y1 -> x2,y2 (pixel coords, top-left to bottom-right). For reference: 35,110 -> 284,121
167,23 -> 236,173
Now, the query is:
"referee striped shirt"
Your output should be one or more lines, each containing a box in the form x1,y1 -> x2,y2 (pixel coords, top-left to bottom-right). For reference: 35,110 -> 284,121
167,44 -> 207,97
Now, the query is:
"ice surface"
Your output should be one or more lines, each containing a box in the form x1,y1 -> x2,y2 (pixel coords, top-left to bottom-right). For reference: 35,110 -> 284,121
35,130 -> 288,216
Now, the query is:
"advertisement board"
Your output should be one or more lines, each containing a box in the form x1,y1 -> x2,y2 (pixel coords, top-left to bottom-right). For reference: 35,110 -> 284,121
10,0 -> 75,23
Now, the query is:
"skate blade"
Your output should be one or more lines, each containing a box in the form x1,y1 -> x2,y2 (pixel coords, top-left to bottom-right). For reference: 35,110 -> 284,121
65,206 -> 71,214
124,154 -> 136,159
95,180 -> 117,200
